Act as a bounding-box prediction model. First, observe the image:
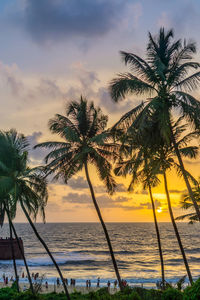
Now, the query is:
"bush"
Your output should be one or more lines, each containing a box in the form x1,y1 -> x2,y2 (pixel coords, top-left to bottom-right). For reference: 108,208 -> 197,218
162,288 -> 183,300
183,278 -> 200,300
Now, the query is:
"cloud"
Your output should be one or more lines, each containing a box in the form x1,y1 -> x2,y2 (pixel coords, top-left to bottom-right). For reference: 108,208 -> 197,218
97,87 -> 138,114
135,190 -> 148,195
27,131 -> 49,164
15,0 -> 129,45
0,61 -> 24,96
140,199 -> 161,210
68,176 -> 89,190
62,192 -> 148,210
169,189 -> 187,194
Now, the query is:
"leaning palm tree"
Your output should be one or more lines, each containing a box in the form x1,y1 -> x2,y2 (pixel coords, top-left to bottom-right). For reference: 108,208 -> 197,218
0,133 -> 34,293
35,96 -> 123,290
109,27 -> 200,221
0,130 -> 70,300
114,127 -> 165,288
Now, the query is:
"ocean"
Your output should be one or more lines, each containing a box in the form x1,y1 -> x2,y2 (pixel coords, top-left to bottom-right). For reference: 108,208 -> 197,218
0,222 -> 200,288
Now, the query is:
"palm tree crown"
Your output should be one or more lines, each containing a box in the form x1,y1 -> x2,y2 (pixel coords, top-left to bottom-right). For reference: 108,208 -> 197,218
110,28 -> 200,139
0,129 -> 48,222
36,96 -> 118,193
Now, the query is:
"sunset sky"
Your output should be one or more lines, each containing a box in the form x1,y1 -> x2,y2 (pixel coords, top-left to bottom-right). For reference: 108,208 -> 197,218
1,0 -> 200,222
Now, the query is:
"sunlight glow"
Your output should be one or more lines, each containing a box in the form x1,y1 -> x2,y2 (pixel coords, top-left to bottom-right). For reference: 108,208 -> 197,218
156,207 -> 162,213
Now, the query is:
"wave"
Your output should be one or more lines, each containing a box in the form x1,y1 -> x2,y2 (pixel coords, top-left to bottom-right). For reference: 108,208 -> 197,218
72,250 -> 136,256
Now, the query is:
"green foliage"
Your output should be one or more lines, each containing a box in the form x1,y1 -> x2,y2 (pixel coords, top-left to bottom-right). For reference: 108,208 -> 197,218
161,288 -> 183,300
3,285 -> 200,300
183,278 -> 200,300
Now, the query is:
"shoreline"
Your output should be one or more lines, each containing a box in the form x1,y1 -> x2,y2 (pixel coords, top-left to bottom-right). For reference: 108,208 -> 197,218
0,282 -> 120,294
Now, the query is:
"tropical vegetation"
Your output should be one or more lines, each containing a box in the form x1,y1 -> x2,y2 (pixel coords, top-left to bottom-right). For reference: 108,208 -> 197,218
0,27 -> 200,299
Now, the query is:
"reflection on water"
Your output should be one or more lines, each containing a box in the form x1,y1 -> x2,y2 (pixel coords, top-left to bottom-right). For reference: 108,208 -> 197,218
0,223 -> 199,286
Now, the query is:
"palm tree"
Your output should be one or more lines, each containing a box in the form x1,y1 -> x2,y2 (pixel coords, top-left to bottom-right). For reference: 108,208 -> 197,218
150,119 -> 196,285
0,130 -> 70,299
0,200 -> 20,292
115,116 -> 196,285
0,131 -> 34,293
176,181 -> 200,224
163,170 -> 193,284
114,127 -> 165,288
35,96 -> 123,290
109,27 -> 200,221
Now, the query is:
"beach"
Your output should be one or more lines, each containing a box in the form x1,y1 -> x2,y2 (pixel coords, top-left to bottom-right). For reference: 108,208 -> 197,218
0,282 -> 119,294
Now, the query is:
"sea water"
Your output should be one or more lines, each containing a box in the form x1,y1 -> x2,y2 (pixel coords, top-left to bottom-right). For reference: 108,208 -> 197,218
0,222 -> 199,288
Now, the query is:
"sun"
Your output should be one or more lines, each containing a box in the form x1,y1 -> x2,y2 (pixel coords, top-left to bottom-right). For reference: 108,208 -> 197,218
156,207 -> 162,213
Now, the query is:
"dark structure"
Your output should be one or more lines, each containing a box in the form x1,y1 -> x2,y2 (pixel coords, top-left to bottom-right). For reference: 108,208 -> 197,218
0,238 -> 24,260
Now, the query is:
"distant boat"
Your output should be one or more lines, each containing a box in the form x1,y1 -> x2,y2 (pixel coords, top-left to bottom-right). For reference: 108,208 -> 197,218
0,238 -> 24,260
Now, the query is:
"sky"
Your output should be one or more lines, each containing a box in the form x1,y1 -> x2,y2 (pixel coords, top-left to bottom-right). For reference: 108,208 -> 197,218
1,0 -> 200,222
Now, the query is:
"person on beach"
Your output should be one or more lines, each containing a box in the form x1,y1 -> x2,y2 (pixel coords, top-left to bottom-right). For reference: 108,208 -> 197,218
57,278 -> 60,286
86,280 -> 89,289
65,278 -> 68,285
114,280 -> 117,289
107,281 -> 110,289
45,281 -> 48,289
70,278 -> 73,286
88,280 -> 91,288
32,273 -> 34,278
22,272 -> 24,278
3,273 -> 5,281
5,277 -> 8,285
97,277 -> 100,288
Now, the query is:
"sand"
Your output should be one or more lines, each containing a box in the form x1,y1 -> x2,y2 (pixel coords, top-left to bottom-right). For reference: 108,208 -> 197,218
0,282 -> 119,294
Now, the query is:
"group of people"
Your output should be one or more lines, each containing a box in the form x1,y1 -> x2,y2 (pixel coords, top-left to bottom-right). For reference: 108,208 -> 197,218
2,272 -> 123,290
22,272 -> 40,281
56,278 -> 76,287
55,277 -> 120,289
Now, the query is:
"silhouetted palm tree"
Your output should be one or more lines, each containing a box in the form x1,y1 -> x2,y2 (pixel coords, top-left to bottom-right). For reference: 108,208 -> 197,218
150,119 -> 197,285
35,96 -> 123,290
114,127 -> 165,288
0,130 -> 70,299
110,27 -> 200,221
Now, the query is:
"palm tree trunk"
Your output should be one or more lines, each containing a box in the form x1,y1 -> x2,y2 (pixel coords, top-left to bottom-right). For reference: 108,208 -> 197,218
84,162 -> 123,291
170,126 -> 200,221
6,211 -> 34,293
163,171 -> 193,284
20,200 -> 71,300
8,219 -> 19,292
148,184 -> 165,288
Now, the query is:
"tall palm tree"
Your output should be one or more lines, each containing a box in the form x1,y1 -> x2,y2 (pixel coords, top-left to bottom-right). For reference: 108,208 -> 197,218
35,96 -> 123,290
0,130 -> 70,300
163,170 -> 193,284
0,132 -> 34,293
115,117 -> 196,285
150,119 -> 197,285
109,27 -> 200,221
114,127 -> 165,288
